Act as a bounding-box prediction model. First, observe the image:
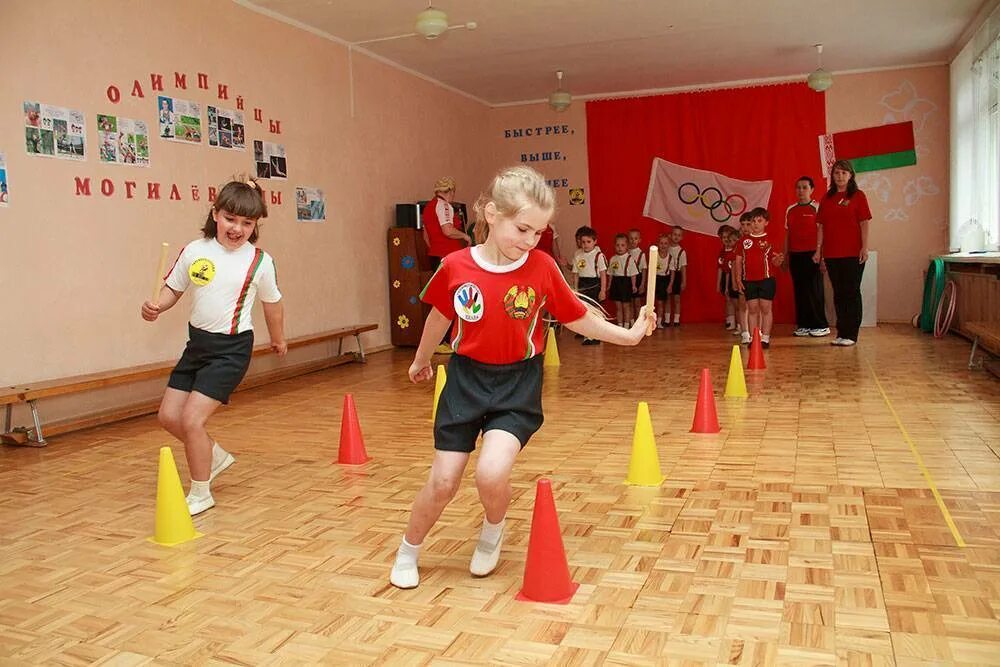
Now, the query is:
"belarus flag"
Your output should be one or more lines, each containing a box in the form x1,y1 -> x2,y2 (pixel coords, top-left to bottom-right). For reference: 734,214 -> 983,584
819,121 -> 916,177
642,158 -> 772,237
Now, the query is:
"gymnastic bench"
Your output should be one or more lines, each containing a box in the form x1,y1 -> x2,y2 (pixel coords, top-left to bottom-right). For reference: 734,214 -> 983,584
966,321 -> 1000,370
3,323 -> 378,446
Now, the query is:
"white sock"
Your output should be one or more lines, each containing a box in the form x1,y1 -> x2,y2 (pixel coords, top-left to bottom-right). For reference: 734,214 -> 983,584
395,536 -> 422,566
479,516 -> 505,547
673,313 -> 681,323
762,334 -> 770,343
189,479 -> 211,499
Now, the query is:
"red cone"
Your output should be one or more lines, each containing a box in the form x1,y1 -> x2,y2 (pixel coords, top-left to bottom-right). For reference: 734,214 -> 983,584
516,479 -> 580,604
690,368 -> 721,434
336,394 -> 370,465
747,327 -> 767,370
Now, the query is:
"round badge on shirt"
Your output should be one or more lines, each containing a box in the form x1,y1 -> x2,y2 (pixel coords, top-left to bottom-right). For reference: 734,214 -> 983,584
743,238 -> 753,250
454,282 -> 484,322
189,258 -> 216,286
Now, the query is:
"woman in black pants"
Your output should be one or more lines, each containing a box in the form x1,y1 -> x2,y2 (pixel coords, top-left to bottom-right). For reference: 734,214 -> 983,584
815,160 -> 872,346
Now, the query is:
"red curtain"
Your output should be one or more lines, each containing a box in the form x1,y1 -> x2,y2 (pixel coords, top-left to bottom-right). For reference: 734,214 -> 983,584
585,83 -> 826,323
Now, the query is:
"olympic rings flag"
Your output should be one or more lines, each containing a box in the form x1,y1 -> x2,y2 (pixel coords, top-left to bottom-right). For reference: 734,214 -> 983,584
642,158 -> 772,237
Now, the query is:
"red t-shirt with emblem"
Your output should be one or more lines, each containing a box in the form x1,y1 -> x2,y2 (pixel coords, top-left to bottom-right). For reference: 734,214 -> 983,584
421,247 -> 588,364
422,195 -> 465,258
717,247 -> 736,273
817,190 -> 871,259
737,233 -> 778,281
785,201 -> 820,252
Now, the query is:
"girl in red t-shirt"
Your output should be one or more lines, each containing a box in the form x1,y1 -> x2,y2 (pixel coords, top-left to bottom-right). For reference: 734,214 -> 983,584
816,160 -> 872,346
389,166 -> 655,590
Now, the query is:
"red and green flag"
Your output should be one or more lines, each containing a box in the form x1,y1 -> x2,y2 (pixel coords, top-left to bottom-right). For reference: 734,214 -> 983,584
819,120 -> 915,177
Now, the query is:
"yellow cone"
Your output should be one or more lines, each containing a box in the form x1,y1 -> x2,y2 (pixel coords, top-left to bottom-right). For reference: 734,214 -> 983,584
624,402 -> 665,486
543,327 -> 560,367
724,345 -> 748,398
431,364 -> 447,423
148,447 -> 202,546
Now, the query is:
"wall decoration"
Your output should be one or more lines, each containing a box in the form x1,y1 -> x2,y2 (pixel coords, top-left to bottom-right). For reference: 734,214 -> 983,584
818,120 -> 915,177
569,188 -> 585,205
253,140 -> 286,179
24,101 -> 86,160
207,105 -> 245,151
0,153 -> 8,207
295,186 -> 325,221
157,95 -> 202,143
97,114 -> 149,166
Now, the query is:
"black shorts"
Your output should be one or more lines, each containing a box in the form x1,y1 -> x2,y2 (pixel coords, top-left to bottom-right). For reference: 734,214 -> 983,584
609,276 -> 633,302
653,274 -> 669,300
719,274 -> 740,299
578,276 -> 601,301
167,325 -> 254,404
434,354 -> 544,452
743,277 -> 777,301
633,272 -> 644,296
670,272 -> 683,295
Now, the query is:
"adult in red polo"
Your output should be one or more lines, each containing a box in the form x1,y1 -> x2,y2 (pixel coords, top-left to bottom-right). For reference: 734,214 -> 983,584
815,160 -> 872,347
423,177 -> 471,270
785,176 -> 829,338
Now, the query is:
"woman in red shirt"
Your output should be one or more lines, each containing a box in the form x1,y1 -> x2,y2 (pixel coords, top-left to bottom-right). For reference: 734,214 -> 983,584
815,160 -> 872,346
422,177 -> 471,270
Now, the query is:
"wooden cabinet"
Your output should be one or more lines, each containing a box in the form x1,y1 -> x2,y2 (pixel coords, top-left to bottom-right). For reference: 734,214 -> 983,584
387,227 -> 433,346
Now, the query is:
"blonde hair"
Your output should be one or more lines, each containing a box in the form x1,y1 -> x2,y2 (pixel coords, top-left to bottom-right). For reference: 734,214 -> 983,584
434,176 -> 455,194
472,166 -> 556,243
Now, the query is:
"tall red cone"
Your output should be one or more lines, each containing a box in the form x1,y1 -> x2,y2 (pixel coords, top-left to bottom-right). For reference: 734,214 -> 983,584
336,394 -> 371,465
747,327 -> 766,370
516,479 -> 580,604
690,368 -> 721,434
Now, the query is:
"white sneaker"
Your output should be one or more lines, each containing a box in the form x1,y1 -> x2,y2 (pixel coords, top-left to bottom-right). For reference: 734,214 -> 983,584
732,328 -> 742,336
793,328 -> 810,336
470,528 -> 504,577
210,446 -> 236,482
741,332 -> 752,345
830,337 -> 856,347
186,492 -> 215,516
809,328 -> 831,337
390,561 -> 419,589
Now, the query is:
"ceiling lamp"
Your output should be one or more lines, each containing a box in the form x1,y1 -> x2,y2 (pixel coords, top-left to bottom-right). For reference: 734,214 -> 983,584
415,5 -> 449,39
549,70 -> 571,112
807,44 -> 833,92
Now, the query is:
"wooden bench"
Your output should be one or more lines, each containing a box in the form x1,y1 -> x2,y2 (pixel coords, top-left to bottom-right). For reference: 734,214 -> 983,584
4,323 -> 377,447
966,321 -> 1000,369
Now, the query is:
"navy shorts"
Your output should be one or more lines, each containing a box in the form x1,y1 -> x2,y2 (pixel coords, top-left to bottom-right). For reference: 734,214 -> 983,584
655,274 -> 670,300
167,325 -> 254,404
743,277 -> 777,301
434,354 -> 544,452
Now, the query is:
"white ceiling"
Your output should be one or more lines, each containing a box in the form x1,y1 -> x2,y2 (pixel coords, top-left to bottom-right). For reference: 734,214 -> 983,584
237,0 -> 987,105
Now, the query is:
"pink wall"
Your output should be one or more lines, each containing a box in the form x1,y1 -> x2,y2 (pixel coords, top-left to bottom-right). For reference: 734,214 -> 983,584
0,0 -> 489,387
821,66 -> 949,322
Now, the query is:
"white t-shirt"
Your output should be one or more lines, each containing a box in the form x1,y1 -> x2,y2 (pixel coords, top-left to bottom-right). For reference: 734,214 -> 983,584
666,245 -> 688,272
166,238 -> 281,335
607,252 -> 639,277
654,250 -> 670,276
572,247 -> 607,278
628,247 -> 647,275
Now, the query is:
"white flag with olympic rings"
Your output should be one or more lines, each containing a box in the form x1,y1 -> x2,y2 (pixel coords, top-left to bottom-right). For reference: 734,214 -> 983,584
642,158 -> 772,236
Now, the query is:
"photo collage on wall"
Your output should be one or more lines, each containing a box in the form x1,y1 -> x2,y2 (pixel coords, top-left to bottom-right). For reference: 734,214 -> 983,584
295,186 -> 325,222
24,101 -> 86,160
97,114 -> 150,166
0,153 -> 8,207
207,105 -> 245,151
253,140 -> 287,179
157,95 -> 202,143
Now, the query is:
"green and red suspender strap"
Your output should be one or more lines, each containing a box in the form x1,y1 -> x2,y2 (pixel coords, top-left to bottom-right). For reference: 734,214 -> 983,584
230,248 -> 264,334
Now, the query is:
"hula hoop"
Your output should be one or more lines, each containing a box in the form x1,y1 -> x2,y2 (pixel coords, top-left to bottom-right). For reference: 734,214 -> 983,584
933,280 -> 956,338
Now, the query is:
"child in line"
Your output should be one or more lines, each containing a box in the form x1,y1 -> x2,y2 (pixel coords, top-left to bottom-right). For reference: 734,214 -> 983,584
572,226 -> 607,346
784,176 -> 830,337
716,225 -> 739,330
654,233 -> 672,328
664,225 -> 686,326
141,178 -> 286,515
735,212 -> 753,337
608,233 -> 639,327
390,166 -> 654,589
733,207 -> 783,348
627,228 -> 647,326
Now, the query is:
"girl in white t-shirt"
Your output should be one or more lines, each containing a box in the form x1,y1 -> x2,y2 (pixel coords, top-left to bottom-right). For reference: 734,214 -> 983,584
141,178 -> 286,516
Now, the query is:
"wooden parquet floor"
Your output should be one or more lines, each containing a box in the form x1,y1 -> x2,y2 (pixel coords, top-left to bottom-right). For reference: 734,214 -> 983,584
0,324 -> 998,665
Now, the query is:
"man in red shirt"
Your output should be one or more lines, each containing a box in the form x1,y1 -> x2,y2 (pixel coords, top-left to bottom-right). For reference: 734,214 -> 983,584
733,207 -> 784,348
784,176 -> 830,337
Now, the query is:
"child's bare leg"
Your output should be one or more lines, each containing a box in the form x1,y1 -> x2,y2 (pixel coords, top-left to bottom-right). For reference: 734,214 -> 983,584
157,387 -> 190,442
179,391 -> 221,482
471,430 -> 520,576
623,302 -> 634,326
670,295 -> 681,324
392,449 -> 470,588
760,299 -> 774,339
655,299 -> 665,326
725,297 -> 736,327
615,302 -> 624,326
747,300 -> 761,337
739,295 -> 749,331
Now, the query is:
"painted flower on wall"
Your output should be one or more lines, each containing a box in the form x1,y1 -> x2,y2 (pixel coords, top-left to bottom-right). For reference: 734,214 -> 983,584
903,176 -> 940,207
856,173 -> 892,203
